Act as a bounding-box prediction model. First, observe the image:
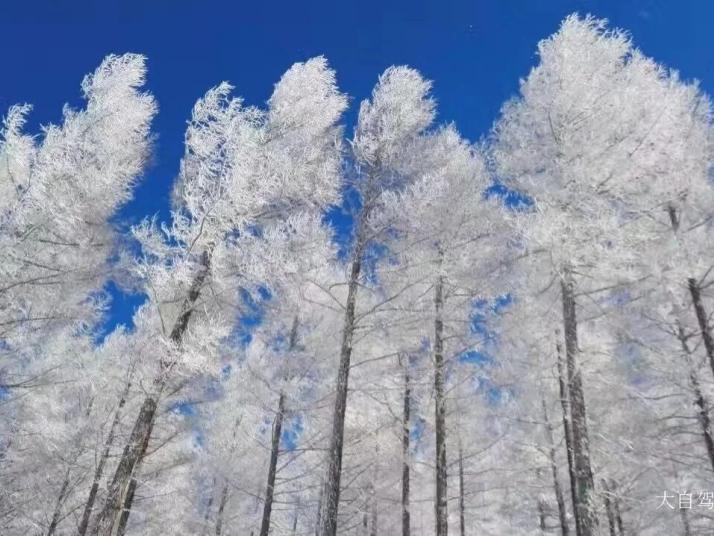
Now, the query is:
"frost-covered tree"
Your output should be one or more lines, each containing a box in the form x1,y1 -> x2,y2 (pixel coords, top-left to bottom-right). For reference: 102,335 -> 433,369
0,326 -> 144,536
0,53 -> 155,536
92,56 -> 347,534
491,14 -> 698,534
493,13 -> 714,535
319,65 -> 436,536
373,126 -> 508,536
0,53 -> 155,387
5,13 -> 714,536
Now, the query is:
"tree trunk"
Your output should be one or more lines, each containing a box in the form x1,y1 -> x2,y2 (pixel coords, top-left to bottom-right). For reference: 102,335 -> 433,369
601,479 -> 625,536
602,480 -> 617,536
49,398 -> 96,536
201,481 -> 216,536
538,498 -> 547,533
215,485 -> 229,536
458,442 -> 466,536
93,250 -> 210,535
91,396 -> 156,536
434,275 -> 448,536
363,486 -> 370,536
613,488 -> 624,536
116,409 -> 157,536
291,500 -> 300,536
676,322 -> 714,472
320,239 -> 364,536
315,478 -> 324,536
79,377 -> 132,536
401,357 -> 411,536
687,278 -> 714,381
668,205 -> 714,382
46,467 -> 71,536
679,505 -> 692,536
259,316 -> 299,536
367,442 -> 379,536
370,484 -> 378,536
260,391 -> 286,536
115,477 -> 137,536
560,267 -> 597,536
542,397 -> 570,536
556,336 -> 581,536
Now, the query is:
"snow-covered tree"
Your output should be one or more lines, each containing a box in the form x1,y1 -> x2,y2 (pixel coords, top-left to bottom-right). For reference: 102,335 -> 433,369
319,65 -> 436,536
92,56 -> 347,534
0,53 -> 155,386
4,13 -> 714,536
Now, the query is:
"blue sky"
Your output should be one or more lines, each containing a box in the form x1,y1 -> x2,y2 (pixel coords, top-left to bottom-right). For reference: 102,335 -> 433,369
2,0 -> 712,334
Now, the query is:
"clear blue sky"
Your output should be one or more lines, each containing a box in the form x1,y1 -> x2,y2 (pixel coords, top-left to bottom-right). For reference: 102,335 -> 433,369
2,0 -> 712,333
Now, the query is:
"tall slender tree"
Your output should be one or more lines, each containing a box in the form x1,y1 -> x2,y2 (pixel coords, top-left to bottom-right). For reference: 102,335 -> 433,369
319,66 -> 436,536
93,57 -> 347,535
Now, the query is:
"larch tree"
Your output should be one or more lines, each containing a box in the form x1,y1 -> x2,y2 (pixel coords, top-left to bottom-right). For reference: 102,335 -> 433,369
319,65 -> 436,536
490,14 -> 697,535
92,56 -> 347,535
0,53 -> 155,536
374,126 -> 508,536
5,12 -> 714,536
0,54 -> 156,380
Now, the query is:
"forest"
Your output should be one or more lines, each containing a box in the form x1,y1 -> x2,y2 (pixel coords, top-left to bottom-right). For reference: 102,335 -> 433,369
2,12 -> 714,536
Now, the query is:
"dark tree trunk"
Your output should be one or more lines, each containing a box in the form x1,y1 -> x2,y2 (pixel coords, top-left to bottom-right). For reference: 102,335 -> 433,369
92,396 -> 156,536
292,501 -> 299,536
259,316 -> 299,535
613,490 -> 624,536
320,237 -> 364,536
260,391 -> 286,536
401,356 -> 411,536
668,205 -> 714,382
78,377 -> 132,536
560,267 -> 597,536
687,278 -> 714,380
292,516 -> 298,536
542,397 -> 570,536
215,485 -> 229,536
556,337 -> 581,536
434,275 -> 448,536
46,467 -> 71,536
538,499 -> 547,533
601,479 -> 625,536
679,505 -> 692,536
115,477 -> 137,536
116,407 -> 158,536
458,442 -> 465,536
602,480 -> 617,536
676,322 -> 714,472
93,251 -> 210,535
